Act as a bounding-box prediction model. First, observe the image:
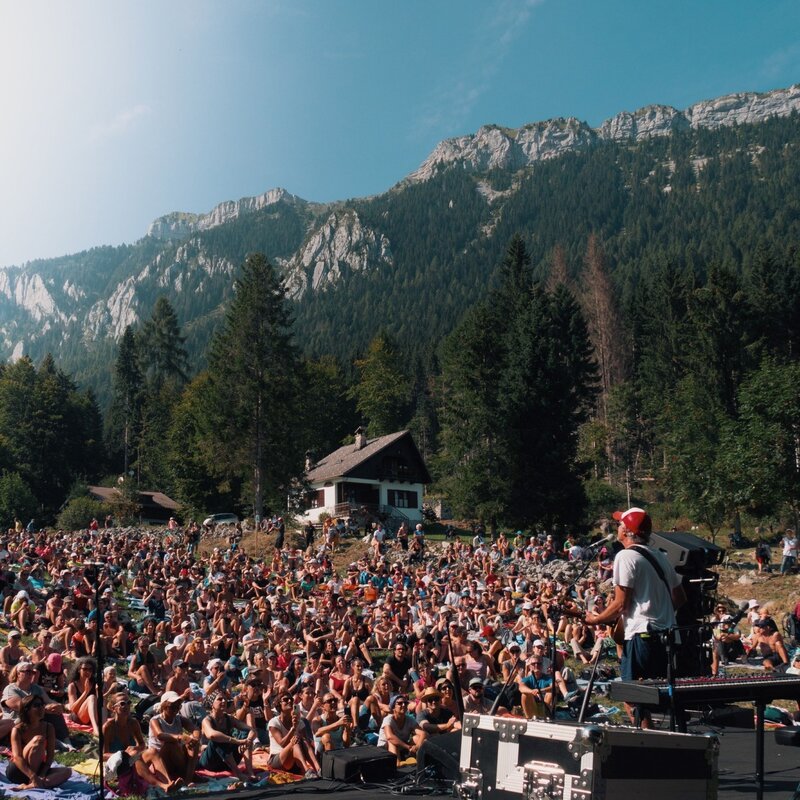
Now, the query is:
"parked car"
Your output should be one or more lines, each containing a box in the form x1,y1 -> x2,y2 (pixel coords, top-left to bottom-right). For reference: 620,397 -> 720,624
203,512 -> 239,527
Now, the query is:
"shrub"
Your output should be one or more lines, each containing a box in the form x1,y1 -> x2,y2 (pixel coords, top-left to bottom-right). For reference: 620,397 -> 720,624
0,471 -> 38,527
56,497 -> 109,531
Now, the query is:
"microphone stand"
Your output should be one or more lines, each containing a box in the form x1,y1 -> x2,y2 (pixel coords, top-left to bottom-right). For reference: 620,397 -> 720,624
547,542 -> 610,718
577,643 -> 604,724
86,563 -> 106,800
489,656 -> 522,716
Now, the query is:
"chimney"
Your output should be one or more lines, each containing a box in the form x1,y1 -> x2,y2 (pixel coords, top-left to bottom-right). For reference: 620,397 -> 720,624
304,450 -> 314,472
354,426 -> 367,450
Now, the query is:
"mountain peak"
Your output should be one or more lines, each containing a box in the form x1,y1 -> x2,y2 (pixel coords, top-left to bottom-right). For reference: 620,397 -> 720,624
146,187 -> 307,241
407,83 -> 800,184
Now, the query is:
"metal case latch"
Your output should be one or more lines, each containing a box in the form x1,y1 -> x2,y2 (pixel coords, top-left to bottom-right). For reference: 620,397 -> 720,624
522,760 -> 565,800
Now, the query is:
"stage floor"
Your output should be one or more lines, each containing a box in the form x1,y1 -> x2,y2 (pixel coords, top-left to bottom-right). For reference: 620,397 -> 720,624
196,722 -> 800,800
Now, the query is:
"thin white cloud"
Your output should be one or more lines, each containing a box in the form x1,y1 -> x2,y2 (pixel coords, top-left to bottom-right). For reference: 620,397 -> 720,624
493,0 -> 545,47
89,104 -> 152,143
412,0 -> 545,141
759,43 -> 800,80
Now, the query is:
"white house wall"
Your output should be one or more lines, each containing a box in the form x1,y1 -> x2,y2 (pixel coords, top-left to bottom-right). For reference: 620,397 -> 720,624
302,479 -> 425,523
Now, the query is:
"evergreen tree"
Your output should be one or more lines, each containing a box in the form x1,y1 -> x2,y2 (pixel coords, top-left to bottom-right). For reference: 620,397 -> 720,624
437,236 -> 595,528
437,303 -> 508,523
205,253 -> 301,520
685,264 -> 752,416
106,326 -> 144,475
299,356 -> 355,457
722,358 -> 800,526
499,285 -> 596,528
349,332 -> 410,438
662,374 -> 734,542
138,297 -> 189,390
167,372 -> 234,515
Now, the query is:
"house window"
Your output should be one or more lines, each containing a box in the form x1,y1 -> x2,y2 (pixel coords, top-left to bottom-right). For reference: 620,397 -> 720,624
388,490 -> 418,509
310,489 -> 325,509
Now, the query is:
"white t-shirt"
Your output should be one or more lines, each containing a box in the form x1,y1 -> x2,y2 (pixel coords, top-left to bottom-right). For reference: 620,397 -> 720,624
614,545 -> 681,638
268,715 -> 291,756
377,713 -> 418,748
782,536 -> 797,557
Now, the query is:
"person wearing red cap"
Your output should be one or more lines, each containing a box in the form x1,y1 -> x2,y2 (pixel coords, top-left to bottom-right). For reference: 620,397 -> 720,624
585,507 -> 686,728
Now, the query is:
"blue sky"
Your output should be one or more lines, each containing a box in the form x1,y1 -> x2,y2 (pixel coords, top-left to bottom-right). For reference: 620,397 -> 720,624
1,0 -> 799,268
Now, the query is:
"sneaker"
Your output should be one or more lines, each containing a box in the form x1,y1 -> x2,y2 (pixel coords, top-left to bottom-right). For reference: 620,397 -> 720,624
304,769 -> 319,779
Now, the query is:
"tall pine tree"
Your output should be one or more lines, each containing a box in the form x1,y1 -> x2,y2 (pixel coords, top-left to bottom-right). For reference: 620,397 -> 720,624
205,253 -> 301,519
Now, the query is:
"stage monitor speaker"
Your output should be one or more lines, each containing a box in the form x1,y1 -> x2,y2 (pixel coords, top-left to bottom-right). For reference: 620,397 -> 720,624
321,745 -> 396,782
651,530 -> 725,571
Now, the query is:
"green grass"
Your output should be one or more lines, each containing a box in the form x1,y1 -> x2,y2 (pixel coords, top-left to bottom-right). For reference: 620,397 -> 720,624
54,750 -> 93,767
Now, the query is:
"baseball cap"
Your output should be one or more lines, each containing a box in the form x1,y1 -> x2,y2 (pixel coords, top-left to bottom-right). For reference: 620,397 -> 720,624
613,507 -> 652,535
160,691 -> 181,706
468,677 -> 484,688
532,638 -> 545,648
748,599 -> 760,609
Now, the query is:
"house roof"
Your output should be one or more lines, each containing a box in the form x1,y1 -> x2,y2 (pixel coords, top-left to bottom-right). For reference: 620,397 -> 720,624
306,430 -> 429,483
88,486 -> 179,511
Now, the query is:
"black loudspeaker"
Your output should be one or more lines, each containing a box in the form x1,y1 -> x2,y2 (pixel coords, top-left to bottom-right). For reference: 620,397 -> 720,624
650,531 -> 725,571
650,531 -> 725,679
417,732 -> 461,781
321,745 -> 396,782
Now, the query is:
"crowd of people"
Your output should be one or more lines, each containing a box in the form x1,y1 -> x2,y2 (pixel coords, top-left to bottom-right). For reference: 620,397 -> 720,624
0,510 -> 794,791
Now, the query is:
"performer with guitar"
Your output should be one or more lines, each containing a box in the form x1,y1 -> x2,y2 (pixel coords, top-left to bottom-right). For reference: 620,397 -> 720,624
583,508 -> 686,728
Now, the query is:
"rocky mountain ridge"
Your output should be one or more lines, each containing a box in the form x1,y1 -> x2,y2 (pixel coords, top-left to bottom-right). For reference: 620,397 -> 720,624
1,81 -> 799,402
146,188 -> 309,241
408,84 -> 800,181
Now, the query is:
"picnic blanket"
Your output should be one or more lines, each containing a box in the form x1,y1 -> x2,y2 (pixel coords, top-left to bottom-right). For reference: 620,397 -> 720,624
0,759 -> 98,800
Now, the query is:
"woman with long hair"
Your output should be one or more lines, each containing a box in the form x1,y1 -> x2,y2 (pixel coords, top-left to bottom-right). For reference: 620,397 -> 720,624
66,656 -> 101,735
8,694 -> 71,789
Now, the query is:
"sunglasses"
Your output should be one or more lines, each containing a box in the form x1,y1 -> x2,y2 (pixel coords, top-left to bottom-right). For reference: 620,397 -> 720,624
116,701 -> 131,708
394,701 -> 408,707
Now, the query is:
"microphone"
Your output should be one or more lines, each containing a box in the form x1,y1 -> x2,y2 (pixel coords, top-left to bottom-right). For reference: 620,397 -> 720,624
584,533 -> 616,551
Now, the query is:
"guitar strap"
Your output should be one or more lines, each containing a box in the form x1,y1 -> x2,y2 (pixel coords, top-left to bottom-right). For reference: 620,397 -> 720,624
629,544 -> 671,597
